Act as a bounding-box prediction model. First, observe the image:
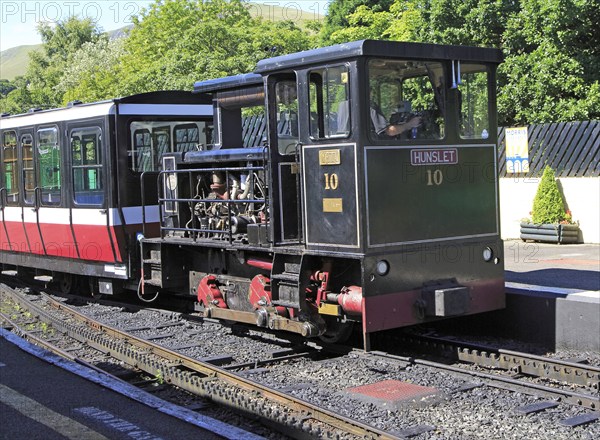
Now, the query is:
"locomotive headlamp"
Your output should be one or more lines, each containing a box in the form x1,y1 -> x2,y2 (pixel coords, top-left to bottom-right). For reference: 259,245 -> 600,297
376,260 -> 390,276
483,247 -> 493,262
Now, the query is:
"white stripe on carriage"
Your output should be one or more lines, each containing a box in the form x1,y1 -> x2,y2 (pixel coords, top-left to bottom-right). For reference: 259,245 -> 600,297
118,103 -> 213,116
0,102 -> 115,129
2,206 -> 159,226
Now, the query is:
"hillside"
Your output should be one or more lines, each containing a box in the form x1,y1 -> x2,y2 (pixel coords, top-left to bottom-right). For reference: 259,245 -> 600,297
0,44 -> 41,80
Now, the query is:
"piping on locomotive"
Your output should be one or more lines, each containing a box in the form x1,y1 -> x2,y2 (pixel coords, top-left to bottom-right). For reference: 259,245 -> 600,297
1,41 -> 505,348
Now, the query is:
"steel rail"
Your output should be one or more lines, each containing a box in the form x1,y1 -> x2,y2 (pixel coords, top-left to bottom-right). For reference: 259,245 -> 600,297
0,284 -> 400,440
396,333 -> 600,389
413,358 -> 600,411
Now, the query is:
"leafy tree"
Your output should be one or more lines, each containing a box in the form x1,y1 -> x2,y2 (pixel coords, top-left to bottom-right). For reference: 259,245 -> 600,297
56,37 -> 125,104
2,16 -> 103,113
499,0 -> 600,124
117,0 -> 314,95
320,0 -> 395,43
0,80 -> 16,96
324,0 -> 599,126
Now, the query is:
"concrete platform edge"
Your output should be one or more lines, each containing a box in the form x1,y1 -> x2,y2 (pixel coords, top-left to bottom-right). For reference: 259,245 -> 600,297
0,328 -> 265,440
500,287 -> 600,351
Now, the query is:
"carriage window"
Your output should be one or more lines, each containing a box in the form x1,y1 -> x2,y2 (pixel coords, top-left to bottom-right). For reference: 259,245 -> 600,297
2,130 -> 18,204
459,65 -> 489,139
368,59 -> 444,140
174,124 -> 200,152
129,121 -> 211,171
71,127 -> 103,205
309,65 -> 351,139
275,80 -> 299,155
21,134 -> 35,204
37,127 -> 61,205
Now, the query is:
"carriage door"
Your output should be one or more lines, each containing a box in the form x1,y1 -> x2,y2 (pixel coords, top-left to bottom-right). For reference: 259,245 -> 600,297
270,76 -> 301,243
19,130 -> 45,254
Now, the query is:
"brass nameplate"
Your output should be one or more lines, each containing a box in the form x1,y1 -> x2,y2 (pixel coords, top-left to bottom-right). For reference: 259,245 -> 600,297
323,198 -> 343,213
319,149 -> 341,166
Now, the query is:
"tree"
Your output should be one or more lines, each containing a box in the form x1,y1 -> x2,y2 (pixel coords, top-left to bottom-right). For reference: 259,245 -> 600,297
117,0 -> 314,95
3,16 -> 103,113
499,0 -> 600,124
322,0 -> 599,125
56,37 -> 125,104
0,79 -> 16,97
320,0 -> 394,43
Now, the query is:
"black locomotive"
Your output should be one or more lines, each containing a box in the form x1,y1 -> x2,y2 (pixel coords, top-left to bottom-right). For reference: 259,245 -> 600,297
139,40 -> 505,348
2,41 -> 505,348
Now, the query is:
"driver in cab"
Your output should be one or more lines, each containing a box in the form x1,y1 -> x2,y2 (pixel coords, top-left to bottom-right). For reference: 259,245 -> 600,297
371,100 -> 422,138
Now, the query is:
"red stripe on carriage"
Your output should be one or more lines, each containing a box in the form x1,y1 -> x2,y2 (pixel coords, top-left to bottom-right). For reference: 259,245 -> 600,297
71,224 -> 122,262
2,221 -> 30,252
22,221 -> 45,255
1,221 -> 122,263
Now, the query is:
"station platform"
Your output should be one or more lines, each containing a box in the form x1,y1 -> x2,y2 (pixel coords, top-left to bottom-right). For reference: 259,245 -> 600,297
500,241 -> 599,351
0,330 -> 263,440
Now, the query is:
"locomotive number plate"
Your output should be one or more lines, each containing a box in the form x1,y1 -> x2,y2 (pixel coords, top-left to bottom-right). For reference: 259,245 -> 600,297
319,149 -> 341,165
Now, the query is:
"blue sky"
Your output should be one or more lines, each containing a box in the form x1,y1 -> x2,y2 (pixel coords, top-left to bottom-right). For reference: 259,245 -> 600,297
0,1 -> 331,52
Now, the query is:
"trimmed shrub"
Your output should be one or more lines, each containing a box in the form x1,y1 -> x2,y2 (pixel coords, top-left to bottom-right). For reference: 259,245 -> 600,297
531,166 -> 566,224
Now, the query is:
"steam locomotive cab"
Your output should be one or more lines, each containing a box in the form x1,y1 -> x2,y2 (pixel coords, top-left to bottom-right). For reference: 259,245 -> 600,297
145,40 -> 505,347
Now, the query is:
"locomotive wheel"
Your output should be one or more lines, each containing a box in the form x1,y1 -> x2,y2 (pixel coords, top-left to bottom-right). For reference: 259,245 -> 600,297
319,320 -> 354,344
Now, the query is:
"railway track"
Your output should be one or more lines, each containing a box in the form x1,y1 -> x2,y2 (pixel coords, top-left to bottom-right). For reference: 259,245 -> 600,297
0,283 -> 400,440
1,280 -> 599,438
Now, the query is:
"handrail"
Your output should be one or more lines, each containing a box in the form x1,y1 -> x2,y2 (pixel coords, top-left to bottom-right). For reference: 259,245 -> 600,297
156,159 -> 268,243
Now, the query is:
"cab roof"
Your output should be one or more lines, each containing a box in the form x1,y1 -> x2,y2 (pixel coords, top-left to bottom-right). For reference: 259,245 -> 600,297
255,39 -> 503,74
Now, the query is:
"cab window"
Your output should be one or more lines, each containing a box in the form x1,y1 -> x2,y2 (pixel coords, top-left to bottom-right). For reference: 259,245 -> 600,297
368,59 -> 445,140
459,65 -> 490,139
309,65 -> 351,139
275,80 -> 299,155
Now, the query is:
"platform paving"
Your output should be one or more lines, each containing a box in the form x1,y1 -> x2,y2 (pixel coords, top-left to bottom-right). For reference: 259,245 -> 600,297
0,330 -> 264,440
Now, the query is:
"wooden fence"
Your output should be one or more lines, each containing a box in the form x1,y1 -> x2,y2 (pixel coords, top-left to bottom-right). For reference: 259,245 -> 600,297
498,121 -> 599,177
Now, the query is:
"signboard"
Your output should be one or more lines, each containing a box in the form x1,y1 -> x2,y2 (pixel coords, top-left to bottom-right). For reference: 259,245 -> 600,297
505,127 -> 529,173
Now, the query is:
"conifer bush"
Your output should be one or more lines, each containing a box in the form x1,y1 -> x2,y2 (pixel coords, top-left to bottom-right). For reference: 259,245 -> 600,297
531,166 -> 567,224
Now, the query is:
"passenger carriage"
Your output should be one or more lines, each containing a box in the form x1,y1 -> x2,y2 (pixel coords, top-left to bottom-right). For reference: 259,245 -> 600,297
0,91 -> 212,293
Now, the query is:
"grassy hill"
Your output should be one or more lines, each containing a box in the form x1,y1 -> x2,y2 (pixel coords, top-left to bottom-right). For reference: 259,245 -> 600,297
0,44 -> 40,80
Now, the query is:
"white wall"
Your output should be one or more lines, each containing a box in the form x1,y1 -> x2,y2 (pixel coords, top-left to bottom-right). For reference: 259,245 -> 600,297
499,177 -> 600,243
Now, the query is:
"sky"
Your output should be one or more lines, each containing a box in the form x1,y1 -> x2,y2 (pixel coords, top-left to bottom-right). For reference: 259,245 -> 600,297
0,0 -> 331,52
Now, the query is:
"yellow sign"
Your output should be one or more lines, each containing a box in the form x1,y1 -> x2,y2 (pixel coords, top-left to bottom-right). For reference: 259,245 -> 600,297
323,198 -> 343,213
319,149 -> 341,166
506,127 -> 529,173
